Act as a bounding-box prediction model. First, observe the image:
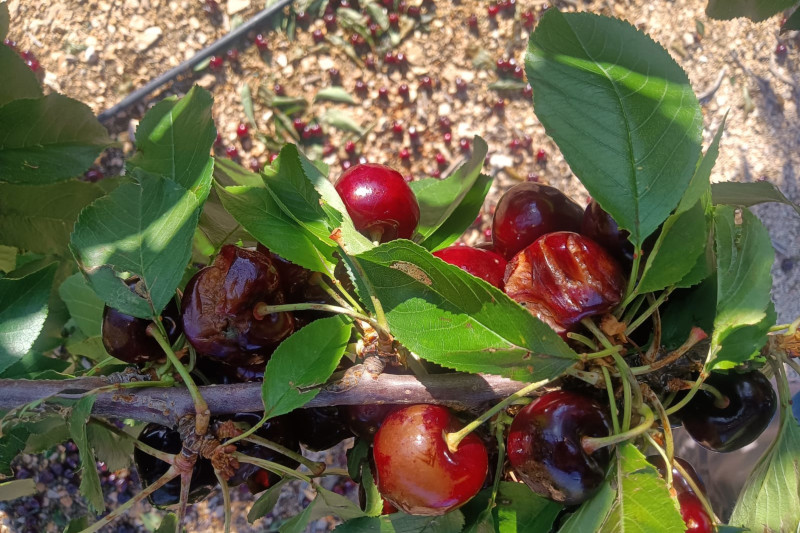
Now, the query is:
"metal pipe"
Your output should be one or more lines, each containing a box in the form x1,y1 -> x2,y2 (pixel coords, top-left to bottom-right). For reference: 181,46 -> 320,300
98,0 -> 294,123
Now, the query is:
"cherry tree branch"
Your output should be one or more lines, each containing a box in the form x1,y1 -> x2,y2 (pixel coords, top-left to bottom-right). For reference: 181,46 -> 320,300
0,372 -> 548,427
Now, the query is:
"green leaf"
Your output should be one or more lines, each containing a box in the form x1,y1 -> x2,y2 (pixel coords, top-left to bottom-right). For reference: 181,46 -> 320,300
0,94 -> 113,184
706,0 -> 797,21
526,10 -> 702,247
410,136 -> 490,249
0,244 -> 15,273
213,156 -> 264,187
0,2 -> 8,39
24,415 -> 71,453
364,1 -> 390,29
241,83 -> 257,128
280,498 -> 319,533
660,277 -> 716,351
70,171 -> 200,319
154,514 -> 179,533
321,109 -> 365,135
682,114 -> 726,214
781,6 -> 800,32
64,517 -> 90,533
597,444 -> 684,532
711,181 -> 800,217
558,479 -> 616,532
335,510 -> 465,532
128,86 -> 216,201
710,206 -> 775,369
0,180 -> 106,256
730,409 -> 800,530
493,481 -> 562,532
0,425 -> 29,475
216,184 -> 335,274
0,46 -> 43,106
0,262 -> 56,374
0,351 -> 70,379
315,87 -> 357,104
261,315 -> 352,419
58,273 -> 105,337
68,396 -> 104,514
353,240 -> 578,381
248,479 -> 290,523
87,423 -> 134,471
0,479 -> 37,501
65,335 -> 110,361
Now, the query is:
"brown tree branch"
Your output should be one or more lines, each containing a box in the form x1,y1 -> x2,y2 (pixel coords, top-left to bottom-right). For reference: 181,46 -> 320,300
0,372 -> 546,427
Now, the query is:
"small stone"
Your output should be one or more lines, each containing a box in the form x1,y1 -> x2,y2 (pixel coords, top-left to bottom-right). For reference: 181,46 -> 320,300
196,73 -> 217,89
135,26 -> 162,52
276,53 -> 288,67
683,32 -> 694,47
83,46 -> 98,64
489,153 -> 514,169
227,0 -> 250,15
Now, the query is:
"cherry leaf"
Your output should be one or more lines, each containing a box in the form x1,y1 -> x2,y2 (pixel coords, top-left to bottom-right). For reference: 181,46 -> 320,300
0,46 -> 43,106
334,510 -> 465,532
68,396 -> 104,515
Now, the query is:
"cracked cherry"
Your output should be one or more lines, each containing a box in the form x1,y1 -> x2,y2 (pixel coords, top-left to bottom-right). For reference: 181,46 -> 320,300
507,390 -> 611,505
373,404 -> 488,516
679,370 -> 777,452
491,182 -> 583,259
504,232 -> 625,336
335,163 -> 420,242
102,278 -> 182,364
433,245 -> 507,289
133,423 -> 216,508
181,245 -> 295,367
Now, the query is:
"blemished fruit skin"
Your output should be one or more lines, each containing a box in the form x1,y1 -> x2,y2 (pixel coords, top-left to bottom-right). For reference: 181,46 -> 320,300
432,245 -> 508,289
491,182 -> 583,259
507,390 -> 611,505
680,370 -> 777,452
334,163 -> 420,242
101,278 -> 182,364
503,232 -> 625,336
181,245 -> 295,367
372,404 -> 488,516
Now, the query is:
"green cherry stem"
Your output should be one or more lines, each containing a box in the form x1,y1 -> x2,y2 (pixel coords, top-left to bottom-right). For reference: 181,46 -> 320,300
696,382 -> 730,409
582,404 -> 655,454
564,366 -> 602,386
214,470 -> 232,533
76,378 -> 174,398
620,294 -> 646,327
233,452 -> 313,483
149,324 -> 210,436
624,289 -> 671,336
619,248 -> 643,310
674,459 -> 721,524
642,385 -> 674,462
253,302 -> 385,338
338,249 -> 391,337
664,373 -> 707,416
489,414 -> 509,507
566,332 -> 598,350
314,272 -> 363,313
243,435 -> 325,475
223,414 -> 268,448
445,377 -> 552,453
601,366 -> 621,435
644,432 -> 673,489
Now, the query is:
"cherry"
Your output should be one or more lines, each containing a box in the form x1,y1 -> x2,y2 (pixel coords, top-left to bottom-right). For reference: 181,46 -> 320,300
225,48 -> 240,63
324,12 -> 337,29
504,232 -> 625,336
378,86 -> 389,100
312,29 -> 325,43
581,199 -> 634,265
679,370 -> 777,452
487,4 -> 500,18
523,83 -> 533,99
535,148 -> 548,164
398,83 -> 410,98
236,123 -> 249,139
294,407 -> 352,451
344,404 -> 401,441
133,424 -> 216,508
435,152 -> 447,167
398,147 -> 410,161
507,390 -> 611,505
455,77 -> 467,94
491,182 -> 584,259
84,168 -> 104,182
335,163 -> 420,242
354,79 -> 367,96
775,43 -> 788,57
344,140 -> 356,155
432,245 -> 507,289
101,278 -> 182,365
389,12 -> 399,27
209,55 -> 224,70
459,137 -> 471,153
248,157 -> 261,173
646,455 -> 706,497
273,83 -> 286,96
522,10 -> 535,29
373,405 -> 488,515
391,121 -> 404,135
181,245 -> 295,367
678,493 -> 713,533
443,132 -> 452,144
225,145 -> 238,159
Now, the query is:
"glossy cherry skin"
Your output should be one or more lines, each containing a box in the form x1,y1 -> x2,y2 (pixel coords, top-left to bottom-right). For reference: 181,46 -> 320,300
491,183 -> 583,259
646,455 -> 706,497
504,232 -> 625,336
372,404 -> 488,516
678,492 -> 713,533
432,245 -> 507,289
507,390 -> 611,505
334,163 -> 420,242
133,424 -> 216,508
102,279 -> 183,364
344,404 -> 402,441
680,370 -> 777,452
182,245 -> 295,367
581,199 -> 634,265
294,407 -> 352,451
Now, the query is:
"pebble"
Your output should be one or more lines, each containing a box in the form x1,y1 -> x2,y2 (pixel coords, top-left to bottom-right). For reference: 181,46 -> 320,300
135,26 -> 162,52
227,0 -> 251,15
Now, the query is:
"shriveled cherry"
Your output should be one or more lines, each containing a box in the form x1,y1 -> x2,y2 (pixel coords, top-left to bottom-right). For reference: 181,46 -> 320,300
181,245 -> 295,367
373,404 -> 488,515
334,163 -> 420,242
679,370 -> 776,452
491,182 -> 584,259
507,390 -> 611,505
504,232 -> 625,336
433,245 -> 507,289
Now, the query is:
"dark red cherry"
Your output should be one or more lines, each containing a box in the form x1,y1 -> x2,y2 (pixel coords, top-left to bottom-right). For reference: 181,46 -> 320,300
507,390 -> 611,505
491,182 -> 584,259
646,455 -> 706,497
679,370 -> 777,452
102,278 -> 182,364
133,424 -> 216,508
373,404 -> 488,516
504,232 -> 625,336
254,33 -> 269,51
433,245 -> 507,289
294,407 -> 352,451
581,199 -> 634,265
181,245 -> 295,367
334,163 -> 420,242
209,55 -> 224,70
678,492 -> 713,533
344,404 -> 402,441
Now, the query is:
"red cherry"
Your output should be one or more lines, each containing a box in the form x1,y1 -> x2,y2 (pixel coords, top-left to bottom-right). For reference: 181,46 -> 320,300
248,158 -> 261,173
389,12 -> 399,26
523,83 -> 533,99
344,140 -> 356,154
225,145 -> 238,159
334,163 -> 420,242
493,98 -> 506,112
236,123 -> 249,139
214,133 -> 223,146
254,33 -> 269,51
443,132 -> 452,144
503,232 -> 625,335
312,29 -> 325,43
776,43 -> 788,57
378,86 -> 389,100
398,83 -> 410,98
292,118 -> 306,132
491,182 -> 584,259
84,169 -> 104,182
459,138 -> 471,153
488,4 -> 500,17
433,245 -> 507,289
468,14 -> 479,30
391,121 -> 404,135
373,405 -> 488,516
324,13 -> 337,29
273,83 -> 286,96
536,149 -> 548,164
408,127 -> 419,143
455,77 -> 467,94
522,10 -> 535,29
678,493 -> 713,533
226,48 -> 240,62
354,79 -> 367,95
398,147 -> 410,160
209,55 -> 224,70
419,76 -> 433,92
435,153 -> 447,167
581,199 -> 634,265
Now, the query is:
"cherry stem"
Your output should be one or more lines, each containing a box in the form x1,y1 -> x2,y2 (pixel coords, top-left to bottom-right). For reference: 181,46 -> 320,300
644,432 -> 673,489
581,344 -> 623,361
233,451 -> 313,483
78,466 -> 179,533
444,377 -> 552,453
601,366 -> 621,434
338,250 -> 391,339
664,373 -> 707,415
84,356 -> 117,376
314,272 -> 364,314
642,385 -> 674,462
76,378 -> 174,398
149,324 -> 210,436
619,294 -> 646,326
674,459 -> 720,524
214,470 -> 232,533
630,327 -> 708,375
489,414 -> 509,507
88,417 -> 176,464
696,382 -> 730,409
567,332 -> 598,350
582,404 -> 654,454
624,289 -> 671,336
564,366 -> 602,386
619,248 -> 643,309
253,302 -> 386,338
243,435 -> 325,475
223,414 -> 268,448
